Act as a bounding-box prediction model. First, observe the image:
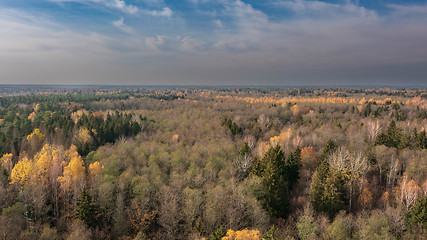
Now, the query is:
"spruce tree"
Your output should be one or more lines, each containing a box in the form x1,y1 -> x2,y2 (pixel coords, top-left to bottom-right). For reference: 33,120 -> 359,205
76,187 -> 98,228
258,145 -> 290,218
286,147 -> 301,189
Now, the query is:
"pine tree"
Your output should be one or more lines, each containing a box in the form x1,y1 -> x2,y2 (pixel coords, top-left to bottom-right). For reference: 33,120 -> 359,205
310,141 -> 347,219
285,147 -> 301,189
258,145 -> 290,218
76,187 -> 98,228
415,130 -> 427,149
319,140 -> 336,162
409,196 -> 427,229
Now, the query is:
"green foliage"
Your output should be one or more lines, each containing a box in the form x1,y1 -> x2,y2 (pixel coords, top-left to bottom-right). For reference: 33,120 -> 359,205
319,140 -> 336,162
75,187 -> 99,229
285,147 -> 301,189
262,225 -> 278,240
375,120 -> 408,149
255,145 -> 290,218
310,141 -> 347,219
2,202 -> 25,217
415,130 -> 427,149
210,225 -> 227,240
222,118 -> 243,136
239,142 -> 251,157
296,209 -> 318,240
77,111 -> 142,155
409,196 -> 427,229
326,212 -> 352,240
39,226 -> 60,240
356,213 -> 394,240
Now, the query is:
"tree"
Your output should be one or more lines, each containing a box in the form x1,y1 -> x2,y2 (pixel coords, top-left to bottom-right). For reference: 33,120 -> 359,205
10,157 -> 34,186
296,207 -> 318,240
285,147 -> 301,189
396,174 -> 422,211
300,146 -> 317,170
310,143 -> 348,219
375,120 -> 406,149
235,142 -> 253,179
415,130 -> 427,149
221,229 -> 262,240
210,225 -> 227,240
0,153 -> 13,173
255,145 -> 290,218
75,187 -> 98,228
321,169 -> 348,219
58,146 -> 86,201
409,196 -> 427,229
319,140 -> 336,162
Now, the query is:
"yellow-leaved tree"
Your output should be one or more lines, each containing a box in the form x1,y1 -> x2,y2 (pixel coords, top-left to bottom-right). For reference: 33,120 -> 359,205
58,145 -> 86,199
33,145 -> 54,184
88,161 -> 103,177
222,229 -> 263,240
0,153 -> 13,173
10,157 -> 34,186
27,128 -> 45,142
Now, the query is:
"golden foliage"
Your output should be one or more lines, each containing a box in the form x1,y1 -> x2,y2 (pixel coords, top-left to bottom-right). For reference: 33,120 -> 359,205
92,111 -> 104,119
359,187 -> 373,209
10,157 -> 34,186
257,141 -> 270,158
270,128 -> 292,147
222,229 -> 263,240
0,153 -> 13,173
301,146 -> 317,169
28,112 -> 36,122
71,110 -> 88,124
58,146 -> 85,192
394,173 -> 422,210
26,128 -> 45,142
291,104 -> 300,116
215,95 -> 411,107
171,134 -> 180,143
75,128 -> 93,144
88,161 -> 103,177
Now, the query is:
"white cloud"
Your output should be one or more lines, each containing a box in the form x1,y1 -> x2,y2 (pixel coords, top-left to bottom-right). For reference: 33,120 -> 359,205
49,0 -> 138,14
146,7 -> 172,17
274,0 -> 377,20
112,17 -> 134,34
1,1 -> 427,85
387,4 -> 427,15
214,19 -> 223,28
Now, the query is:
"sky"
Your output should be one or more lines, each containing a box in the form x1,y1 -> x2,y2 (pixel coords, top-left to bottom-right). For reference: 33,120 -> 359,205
0,0 -> 426,86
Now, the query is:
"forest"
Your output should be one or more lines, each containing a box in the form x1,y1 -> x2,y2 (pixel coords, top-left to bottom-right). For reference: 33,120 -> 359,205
0,86 -> 426,240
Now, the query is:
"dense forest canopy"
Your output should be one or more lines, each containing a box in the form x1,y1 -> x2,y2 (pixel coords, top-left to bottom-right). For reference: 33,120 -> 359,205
0,86 -> 426,240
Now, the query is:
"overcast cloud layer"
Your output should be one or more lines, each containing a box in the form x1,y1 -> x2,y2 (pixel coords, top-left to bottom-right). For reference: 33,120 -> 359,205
0,0 -> 426,86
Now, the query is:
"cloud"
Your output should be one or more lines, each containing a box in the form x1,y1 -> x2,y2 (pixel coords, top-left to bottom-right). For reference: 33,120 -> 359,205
112,17 -> 134,34
387,3 -> 427,16
146,7 -> 172,17
274,0 -> 378,20
1,1 -> 427,85
48,0 -> 138,14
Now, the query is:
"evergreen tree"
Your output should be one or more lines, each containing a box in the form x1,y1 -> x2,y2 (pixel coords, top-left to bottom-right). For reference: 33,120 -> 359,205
210,225 -> 227,240
409,196 -> 427,229
310,141 -> 347,219
239,142 -> 251,157
257,145 -> 290,218
76,187 -> 98,228
285,147 -> 301,189
415,130 -> 427,149
319,140 -> 336,162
